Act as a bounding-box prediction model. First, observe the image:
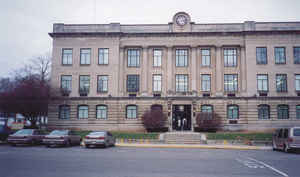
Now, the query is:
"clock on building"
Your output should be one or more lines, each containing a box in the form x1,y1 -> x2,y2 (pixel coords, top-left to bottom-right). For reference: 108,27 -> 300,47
176,15 -> 188,26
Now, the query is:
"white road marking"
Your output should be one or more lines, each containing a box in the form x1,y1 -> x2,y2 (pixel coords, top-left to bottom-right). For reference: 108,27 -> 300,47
236,158 -> 265,169
247,157 -> 289,177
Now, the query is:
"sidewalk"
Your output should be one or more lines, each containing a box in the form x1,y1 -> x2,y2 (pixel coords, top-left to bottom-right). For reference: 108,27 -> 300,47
115,143 -> 272,150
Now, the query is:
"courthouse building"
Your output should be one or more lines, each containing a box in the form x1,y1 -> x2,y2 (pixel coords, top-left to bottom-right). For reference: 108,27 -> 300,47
48,12 -> 300,131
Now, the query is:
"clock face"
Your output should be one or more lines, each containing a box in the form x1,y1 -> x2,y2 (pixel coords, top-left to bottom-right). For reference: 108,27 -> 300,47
176,15 -> 187,26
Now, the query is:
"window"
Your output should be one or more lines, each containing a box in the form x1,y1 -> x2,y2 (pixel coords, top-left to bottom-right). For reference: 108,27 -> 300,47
201,49 -> 210,66
62,49 -> 72,65
201,105 -> 213,113
61,75 -> 72,92
98,48 -> 109,65
257,74 -> 268,92
224,74 -> 238,92
227,105 -> 239,119
80,49 -> 91,65
127,75 -> 139,92
277,105 -> 289,119
176,74 -> 188,92
126,105 -> 137,119
256,47 -> 267,64
294,47 -> 300,64
96,105 -> 107,119
276,74 -> 287,92
258,105 -> 270,119
153,75 -> 162,92
127,49 -> 140,67
201,74 -> 211,92
97,75 -> 108,92
296,105 -> 300,119
224,48 -> 237,67
175,49 -> 188,67
59,105 -> 70,119
295,74 -> 300,91
275,47 -> 286,64
78,105 -> 88,119
79,75 -> 90,93
153,49 -> 162,67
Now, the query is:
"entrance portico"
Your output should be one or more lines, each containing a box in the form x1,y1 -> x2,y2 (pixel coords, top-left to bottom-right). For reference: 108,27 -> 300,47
171,104 -> 192,131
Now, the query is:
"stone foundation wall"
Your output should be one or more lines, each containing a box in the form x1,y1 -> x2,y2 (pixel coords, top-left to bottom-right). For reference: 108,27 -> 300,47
48,97 -> 300,132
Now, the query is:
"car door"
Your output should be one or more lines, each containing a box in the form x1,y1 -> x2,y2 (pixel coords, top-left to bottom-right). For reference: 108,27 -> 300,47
107,132 -> 113,145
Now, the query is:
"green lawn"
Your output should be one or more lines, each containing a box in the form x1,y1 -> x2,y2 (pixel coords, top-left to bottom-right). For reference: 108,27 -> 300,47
206,132 -> 273,141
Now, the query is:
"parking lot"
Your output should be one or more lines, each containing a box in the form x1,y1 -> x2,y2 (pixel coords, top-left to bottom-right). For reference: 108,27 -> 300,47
0,144 -> 299,177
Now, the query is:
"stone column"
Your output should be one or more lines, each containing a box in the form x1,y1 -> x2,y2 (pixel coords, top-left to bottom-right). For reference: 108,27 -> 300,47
215,46 -> 223,96
118,47 -> 124,96
191,46 -> 197,92
141,46 -> 148,96
240,46 -> 247,93
166,46 -> 173,94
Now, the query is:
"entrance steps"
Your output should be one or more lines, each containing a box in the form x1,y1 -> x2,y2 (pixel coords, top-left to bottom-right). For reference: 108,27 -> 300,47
161,132 -> 207,144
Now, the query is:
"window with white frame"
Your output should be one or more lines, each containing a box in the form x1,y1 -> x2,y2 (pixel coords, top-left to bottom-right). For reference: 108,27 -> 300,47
61,75 -> 72,92
98,48 -> 109,65
277,105 -> 289,119
127,49 -> 140,67
201,49 -> 210,66
257,74 -> 268,92
79,75 -> 90,93
224,48 -> 237,67
153,49 -> 162,67
59,105 -> 70,119
256,47 -> 267,64
127,75 -> 139,92
275,47 -> 286,64
295,74 -> 300,91
227,105 -> 239,119
201,74 -> 211,92
96,105 -> 107,119
201,105 -> 213,113
126,105 -> 137,119
258,104 -> 270,119
153,75 -> 162,92
62,49 -> 72,65
294,47 -> 300,64
80,49 -> 91,65
224,74 -> 238,92
276,74 -> 287,92
78,105 -> 88,119
176,74 -> 188,92
97,75 -> 108,92
175,49 -> 188,67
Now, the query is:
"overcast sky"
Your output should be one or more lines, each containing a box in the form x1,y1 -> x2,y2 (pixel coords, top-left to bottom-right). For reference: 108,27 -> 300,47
1,0 -> 300,77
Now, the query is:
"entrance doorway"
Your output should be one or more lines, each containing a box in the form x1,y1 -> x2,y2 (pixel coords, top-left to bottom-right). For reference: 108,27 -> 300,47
172,105 -> 192,131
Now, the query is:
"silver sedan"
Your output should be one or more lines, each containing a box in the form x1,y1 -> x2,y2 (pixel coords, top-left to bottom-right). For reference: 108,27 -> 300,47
84,131 -> 115,148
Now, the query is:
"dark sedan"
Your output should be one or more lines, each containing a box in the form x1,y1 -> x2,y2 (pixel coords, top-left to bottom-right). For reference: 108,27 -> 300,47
7,129 -> 45,146
43,130 -> 81,147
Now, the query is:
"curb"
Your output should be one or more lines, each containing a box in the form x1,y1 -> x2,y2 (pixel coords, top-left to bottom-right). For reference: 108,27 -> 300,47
115,143 -> 272,150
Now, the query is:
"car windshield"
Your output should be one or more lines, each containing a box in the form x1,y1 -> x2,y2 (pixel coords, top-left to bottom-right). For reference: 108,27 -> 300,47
89,132 -> 105,136
49,130 -> 68,135
293,129 -> 300,136
14,129 -> 34,135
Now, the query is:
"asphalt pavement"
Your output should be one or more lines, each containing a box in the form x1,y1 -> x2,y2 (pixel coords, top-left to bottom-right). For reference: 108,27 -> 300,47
0,144 -> 299,177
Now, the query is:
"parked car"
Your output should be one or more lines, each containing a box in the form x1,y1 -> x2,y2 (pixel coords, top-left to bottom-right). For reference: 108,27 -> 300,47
43,130 -> 81,147
7,129 -> 45,146
84,131 -> 115,148
0,118 -> 12,141
272,127 -> 300,152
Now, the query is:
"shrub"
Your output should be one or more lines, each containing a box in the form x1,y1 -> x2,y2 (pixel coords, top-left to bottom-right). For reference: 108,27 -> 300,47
195,112 -> 222,132
142,109 -> 167,132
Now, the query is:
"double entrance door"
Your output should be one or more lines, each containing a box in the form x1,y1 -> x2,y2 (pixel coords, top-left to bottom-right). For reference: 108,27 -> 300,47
172,105 -> 191,131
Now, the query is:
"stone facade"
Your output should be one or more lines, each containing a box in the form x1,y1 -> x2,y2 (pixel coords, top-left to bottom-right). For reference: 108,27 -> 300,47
48,12 -> 300,131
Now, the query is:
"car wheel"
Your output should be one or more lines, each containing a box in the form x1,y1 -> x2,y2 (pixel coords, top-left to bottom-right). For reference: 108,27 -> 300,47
65,140 -> 71,147
11,143 -> 16,147
85,144 -> 90,148
284,144 -> 290,153
272,141 -> 277,151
